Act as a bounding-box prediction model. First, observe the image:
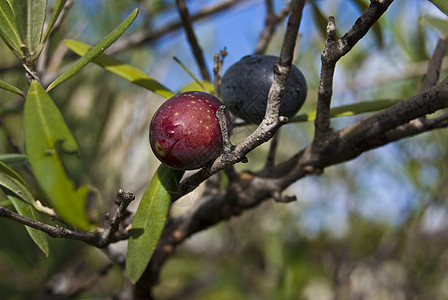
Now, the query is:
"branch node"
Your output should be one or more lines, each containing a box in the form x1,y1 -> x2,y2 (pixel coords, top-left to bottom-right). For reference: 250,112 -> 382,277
303,165 -> 324,175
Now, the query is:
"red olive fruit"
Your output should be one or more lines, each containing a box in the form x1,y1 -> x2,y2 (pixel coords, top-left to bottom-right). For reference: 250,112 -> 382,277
149,91 -> 231,170
220,55 -> 307,124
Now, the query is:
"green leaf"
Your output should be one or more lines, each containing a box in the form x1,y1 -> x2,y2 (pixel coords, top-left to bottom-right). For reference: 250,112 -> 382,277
10,0 -> 47,53
7,193 -> 50,256
173,56 -> 209,93
310,0 -> 328,40
63,39 -> 175,99
0,78 -> 25,97
0,153 -> 27,164
46,8 -> 139,92
0,160 -> 36,206
290,99 -> 402,122
39,0 -> 66,53
420,16 -> 448,35
24,80 -> 91,229
428,0 -> 448,16
126,164 -> 184,284
178,81 -> 214,93
0,0 -> 24,55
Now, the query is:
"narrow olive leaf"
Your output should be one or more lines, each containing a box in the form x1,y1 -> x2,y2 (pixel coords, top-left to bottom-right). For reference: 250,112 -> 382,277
0,78 -> 25,97
0,0 -> 23,54
0,161 -> 36,206
63,39 -> 175,99
420,16 -> 448,35
11,0 -> 47,52
7,193 -> 50,256
173,56 -> 209,93
36,0 -> 67,57
310,0 -> 328,40
178,81 -> 214,93
24,81 -> 91,229
46,8 -> 139,92
126,164 -> 184,284
428,0 -> 448,16
0,153 -> 27,164
290,99 -> 402,122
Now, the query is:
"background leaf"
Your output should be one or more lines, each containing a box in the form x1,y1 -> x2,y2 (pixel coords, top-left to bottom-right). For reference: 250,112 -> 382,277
126,164 -> 184,284
420,16 -> 448,35
0,161 -> 36,207
46,8 -> 139,92
24,81 -> 91,229
290,99 -> 402,122
428,0 -> 448,16
64,39 -> 175,99
0,78 -> 25,97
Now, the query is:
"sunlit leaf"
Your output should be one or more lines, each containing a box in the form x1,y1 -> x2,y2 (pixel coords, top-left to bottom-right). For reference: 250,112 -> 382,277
0,0 -> 23,55
24,80 -> 91,229
64,39 -> 175,99
126,164 -> 184,284
290,99 -> 402,122
0,78 -> 25,97
6,193 -> 50,256
9,0 -> 47,53
173,56 -> 208,93
428,0 -> 448,16
46,8 -> 139,92
178,81 -> 214,93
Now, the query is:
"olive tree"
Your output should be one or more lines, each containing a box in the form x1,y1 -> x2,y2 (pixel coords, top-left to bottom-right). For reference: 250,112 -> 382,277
0,0 -> 447,299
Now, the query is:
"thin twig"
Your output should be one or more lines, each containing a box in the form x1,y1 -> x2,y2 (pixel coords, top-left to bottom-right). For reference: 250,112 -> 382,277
255,1 -> 290,54
420,35 -> 448,92
213,49 -> 227,98
313,0 -> 394,142
108,0 -> 252,55
176,0 -> 211,81
0,188 -> 136,248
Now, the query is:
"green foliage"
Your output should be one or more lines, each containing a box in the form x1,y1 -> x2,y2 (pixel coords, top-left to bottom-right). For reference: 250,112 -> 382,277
0,0 -> 24,55
7,194 -> 50,256
24,81 -> 91,229
126,164 -> 184,284
0,78 -> 24,97
46,8 -> 139,92
64,39 -> 175,99
421,16 -> 448,35
10,0 -> 47,53
0,160 -> 36,207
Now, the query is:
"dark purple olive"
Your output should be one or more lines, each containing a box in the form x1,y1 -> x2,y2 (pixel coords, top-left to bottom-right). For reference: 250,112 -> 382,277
220,55 -> 307,124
